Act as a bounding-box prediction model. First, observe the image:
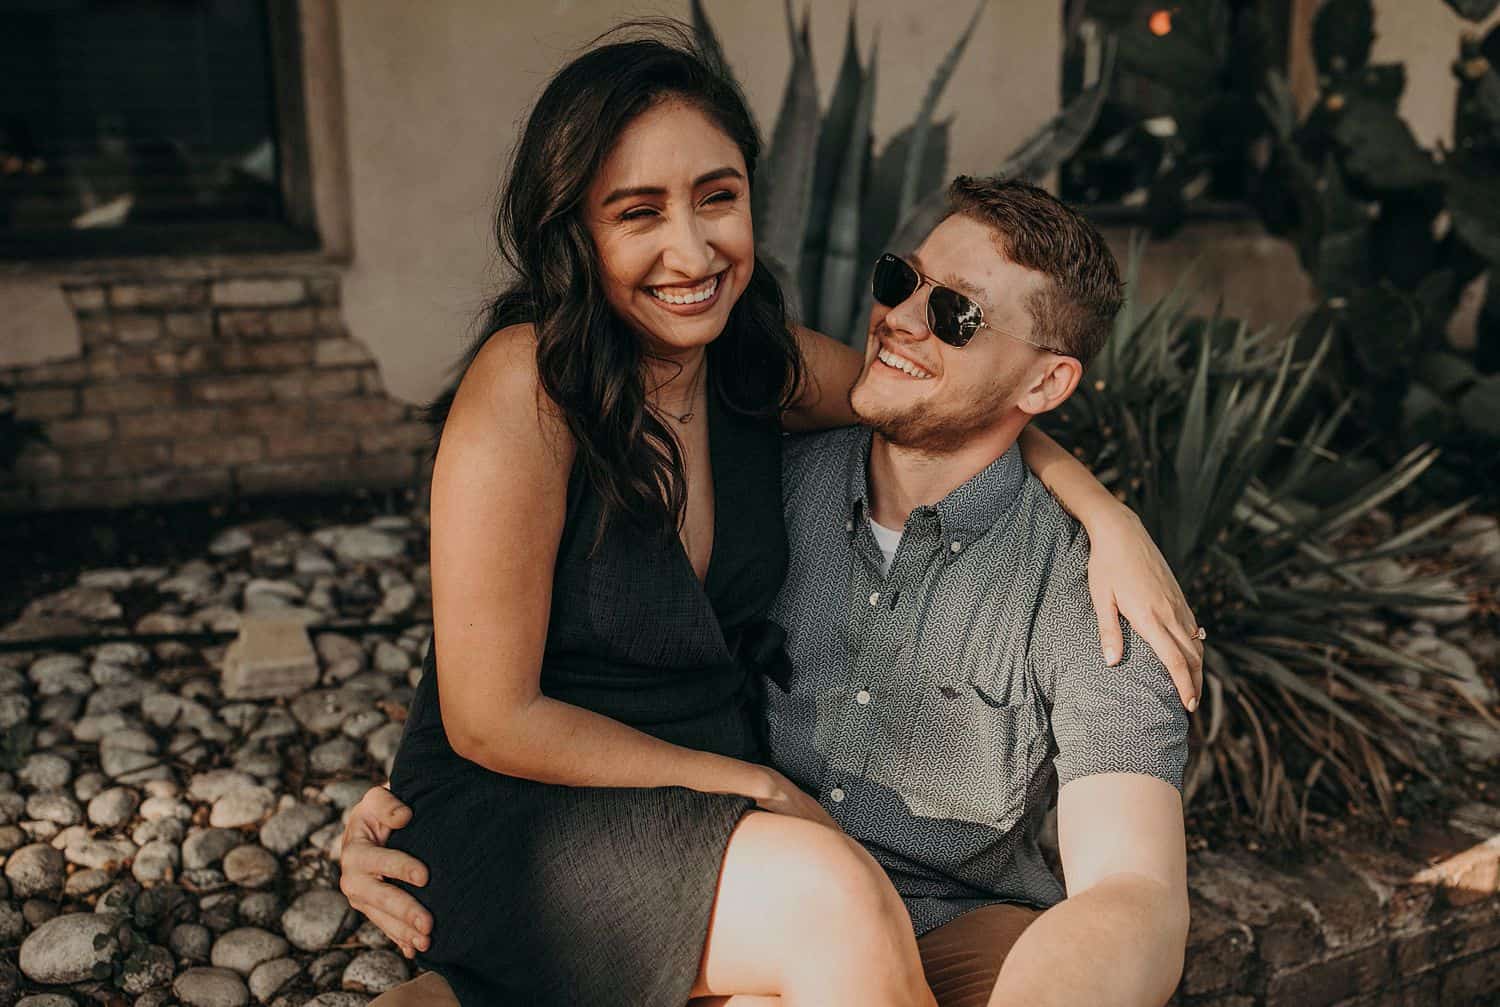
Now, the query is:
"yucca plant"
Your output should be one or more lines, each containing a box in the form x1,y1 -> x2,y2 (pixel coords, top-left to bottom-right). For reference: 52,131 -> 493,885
692,0 -> 1116,346
1043,242 -> 1487,838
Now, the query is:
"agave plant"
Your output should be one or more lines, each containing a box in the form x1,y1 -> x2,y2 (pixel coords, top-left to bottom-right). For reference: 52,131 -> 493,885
692,0 -> 1115,346
1043,242 -> 1486,837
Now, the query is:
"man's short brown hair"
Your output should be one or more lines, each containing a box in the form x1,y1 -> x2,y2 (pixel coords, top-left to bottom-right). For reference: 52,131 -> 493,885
945,176 -> 1122,365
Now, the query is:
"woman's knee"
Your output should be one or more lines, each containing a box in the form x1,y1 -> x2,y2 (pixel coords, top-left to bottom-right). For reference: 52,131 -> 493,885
706,815 -> 930,1003
778,827 -> 909,943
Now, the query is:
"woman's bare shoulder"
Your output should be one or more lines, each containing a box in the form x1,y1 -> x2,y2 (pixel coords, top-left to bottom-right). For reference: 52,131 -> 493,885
454,323 -> 539,414
443,324 -> 573,468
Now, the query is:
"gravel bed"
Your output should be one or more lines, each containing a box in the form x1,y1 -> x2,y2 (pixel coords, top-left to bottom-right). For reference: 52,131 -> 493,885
3,504 -> 1497,1006
0,515 -> 431,1006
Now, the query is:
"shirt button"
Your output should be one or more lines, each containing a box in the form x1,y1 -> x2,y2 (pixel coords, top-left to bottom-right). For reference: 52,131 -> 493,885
855,689 -> 871,705
950,540 -> 963,553
868,591 -> 880,607
829,788 -> 846,803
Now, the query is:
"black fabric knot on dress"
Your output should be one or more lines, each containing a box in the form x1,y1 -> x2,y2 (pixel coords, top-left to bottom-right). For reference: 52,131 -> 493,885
742,619 -> 794,693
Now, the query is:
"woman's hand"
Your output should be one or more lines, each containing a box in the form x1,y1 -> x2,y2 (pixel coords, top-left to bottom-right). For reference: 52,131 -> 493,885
752,767 -> 840,830
1014,426 -> 1203,710
1085,506 -> 1204,711
337,785 -> 433,959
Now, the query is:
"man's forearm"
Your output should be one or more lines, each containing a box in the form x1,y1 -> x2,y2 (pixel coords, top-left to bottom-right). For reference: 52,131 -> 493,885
988,874 -> 1188,1007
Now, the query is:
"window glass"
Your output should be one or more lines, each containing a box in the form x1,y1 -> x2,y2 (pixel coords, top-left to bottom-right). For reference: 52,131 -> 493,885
1,0 -> 287,254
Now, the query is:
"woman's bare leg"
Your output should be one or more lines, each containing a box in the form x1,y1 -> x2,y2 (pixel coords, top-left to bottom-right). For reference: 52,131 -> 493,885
689,811 -> 935,1007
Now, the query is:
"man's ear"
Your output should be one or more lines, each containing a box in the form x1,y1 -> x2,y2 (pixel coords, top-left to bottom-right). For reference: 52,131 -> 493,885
1016,355 -> 1083,417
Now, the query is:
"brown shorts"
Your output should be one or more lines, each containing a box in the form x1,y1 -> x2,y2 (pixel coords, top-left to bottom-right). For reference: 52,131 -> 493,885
370,902 -> 1040,1007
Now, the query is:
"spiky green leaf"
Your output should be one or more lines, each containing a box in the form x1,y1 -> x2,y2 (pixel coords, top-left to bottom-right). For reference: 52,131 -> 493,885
689,0 -> 733,80
800,11 -> 867,323
896,0 -> 987,220
996,34 -> 1117,183
756,0 -> 821,288
858,36 -> 1116,344
819,33 -> 878,345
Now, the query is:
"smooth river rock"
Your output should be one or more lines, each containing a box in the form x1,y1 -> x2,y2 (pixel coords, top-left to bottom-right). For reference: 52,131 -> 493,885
211,926 -> 291,976
223,844 -> 279,888
281,889 -> 352,951
259,801 -> 332,855
341,950 -> 408,994
5,843 -> 65,899
18,912 -> 122,983
209,786 -> 276,828
173,966 -> 251,1007
184,828 -> 243,870
249,957 -> 303,1002
86,786 -> 140,828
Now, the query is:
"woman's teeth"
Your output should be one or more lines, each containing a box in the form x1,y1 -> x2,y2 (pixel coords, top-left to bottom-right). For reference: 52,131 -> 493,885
878,348 -> 933,379
648,274 -> 719,305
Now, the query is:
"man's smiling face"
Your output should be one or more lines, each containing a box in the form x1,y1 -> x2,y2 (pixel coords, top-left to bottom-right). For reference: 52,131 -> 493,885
849,214 -> 1056,454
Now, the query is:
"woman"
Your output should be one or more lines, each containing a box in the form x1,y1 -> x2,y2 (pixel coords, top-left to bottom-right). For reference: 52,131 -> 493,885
352,25 -> 1201,1007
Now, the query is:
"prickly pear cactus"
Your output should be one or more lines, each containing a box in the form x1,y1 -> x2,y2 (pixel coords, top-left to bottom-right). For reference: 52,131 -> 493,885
1255,0 -> 1500,499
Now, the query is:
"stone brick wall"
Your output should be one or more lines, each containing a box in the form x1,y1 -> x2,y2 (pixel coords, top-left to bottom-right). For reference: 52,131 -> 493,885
1175,801 -> 1500,1006
0,271 -> 432,512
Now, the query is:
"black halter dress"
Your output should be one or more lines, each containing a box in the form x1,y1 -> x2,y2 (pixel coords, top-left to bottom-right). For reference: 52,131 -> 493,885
388,378 -> 787,1006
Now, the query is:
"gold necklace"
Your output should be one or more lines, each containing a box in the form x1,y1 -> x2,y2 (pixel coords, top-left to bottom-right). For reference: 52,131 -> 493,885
656,361 -> 707,424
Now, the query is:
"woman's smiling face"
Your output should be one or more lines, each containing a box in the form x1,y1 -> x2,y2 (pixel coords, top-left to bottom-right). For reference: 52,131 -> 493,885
583,98 -> 754,359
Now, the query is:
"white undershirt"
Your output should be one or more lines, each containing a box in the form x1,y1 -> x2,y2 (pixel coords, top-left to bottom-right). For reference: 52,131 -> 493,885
869,518 -> 903,576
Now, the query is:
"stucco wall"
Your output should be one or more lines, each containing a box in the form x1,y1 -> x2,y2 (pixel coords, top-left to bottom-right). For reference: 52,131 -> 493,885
333,0 -> 1061,404
1,1 -> 1489,410
1372,0 -> 1500,150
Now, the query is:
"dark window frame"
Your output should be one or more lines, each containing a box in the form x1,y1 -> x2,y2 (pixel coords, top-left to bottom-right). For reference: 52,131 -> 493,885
0,0 -> 323,262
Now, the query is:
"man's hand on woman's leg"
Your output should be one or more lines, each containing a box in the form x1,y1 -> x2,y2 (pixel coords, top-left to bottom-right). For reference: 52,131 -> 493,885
338,785 -> 433,958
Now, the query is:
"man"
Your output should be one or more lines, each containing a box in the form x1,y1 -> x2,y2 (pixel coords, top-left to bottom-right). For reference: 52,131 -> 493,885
345,177 -> 1192,1007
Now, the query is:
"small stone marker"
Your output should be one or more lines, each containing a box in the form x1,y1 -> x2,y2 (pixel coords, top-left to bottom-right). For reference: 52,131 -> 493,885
221,617 -> 319,700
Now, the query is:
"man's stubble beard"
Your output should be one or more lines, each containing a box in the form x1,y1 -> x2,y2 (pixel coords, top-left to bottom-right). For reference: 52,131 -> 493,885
849,362 -> 1022,456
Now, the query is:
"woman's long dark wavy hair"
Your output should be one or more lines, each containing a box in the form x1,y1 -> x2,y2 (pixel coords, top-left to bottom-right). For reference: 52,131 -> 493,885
427,21 -> 803,542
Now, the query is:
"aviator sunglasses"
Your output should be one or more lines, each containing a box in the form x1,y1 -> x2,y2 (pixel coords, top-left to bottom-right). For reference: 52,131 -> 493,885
871,252 -> 1060,352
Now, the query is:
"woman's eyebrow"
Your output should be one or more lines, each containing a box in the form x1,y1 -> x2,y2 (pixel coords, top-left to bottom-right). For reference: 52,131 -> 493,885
601,166 -> 743,206
693,166 -> 744,187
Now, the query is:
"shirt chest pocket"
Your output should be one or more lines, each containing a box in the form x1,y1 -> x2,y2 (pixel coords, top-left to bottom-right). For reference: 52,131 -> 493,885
896,683 -> 1042,830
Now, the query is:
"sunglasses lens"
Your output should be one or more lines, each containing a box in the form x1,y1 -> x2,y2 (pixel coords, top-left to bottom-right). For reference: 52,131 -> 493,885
928,286 -> 982,347
872,254 -> 919,308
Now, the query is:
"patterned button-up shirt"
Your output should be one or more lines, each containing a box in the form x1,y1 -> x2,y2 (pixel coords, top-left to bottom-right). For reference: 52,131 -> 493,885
764,426 -> 1188,935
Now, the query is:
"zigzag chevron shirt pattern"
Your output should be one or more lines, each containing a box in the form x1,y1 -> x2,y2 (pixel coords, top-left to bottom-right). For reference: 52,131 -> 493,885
764,425 -> 1189,935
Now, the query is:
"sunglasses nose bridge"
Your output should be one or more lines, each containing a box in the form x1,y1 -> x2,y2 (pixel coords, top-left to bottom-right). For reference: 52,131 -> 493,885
893,286 -> 940,344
